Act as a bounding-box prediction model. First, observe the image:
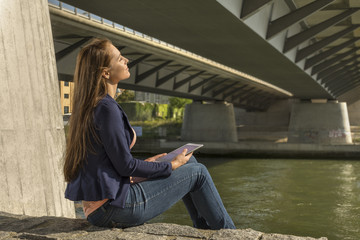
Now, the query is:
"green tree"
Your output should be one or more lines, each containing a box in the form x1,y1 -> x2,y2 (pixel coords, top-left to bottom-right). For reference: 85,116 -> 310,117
168,97 -> 192,108
116,89 -> 135,103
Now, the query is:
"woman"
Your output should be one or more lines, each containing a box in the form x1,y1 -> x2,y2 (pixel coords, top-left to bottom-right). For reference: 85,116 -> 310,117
64,38 -> 235,229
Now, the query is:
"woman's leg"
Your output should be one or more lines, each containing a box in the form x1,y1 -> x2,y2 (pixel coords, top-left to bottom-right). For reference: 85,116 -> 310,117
182,156 -> 211,229
108,157 -> 235,229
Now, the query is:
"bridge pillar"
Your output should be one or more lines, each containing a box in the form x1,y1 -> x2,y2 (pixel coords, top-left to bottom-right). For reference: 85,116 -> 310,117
347,100 -> 360,126
181,101 -> 238,142
288,101 -> 352,144
0,0 -> 75,217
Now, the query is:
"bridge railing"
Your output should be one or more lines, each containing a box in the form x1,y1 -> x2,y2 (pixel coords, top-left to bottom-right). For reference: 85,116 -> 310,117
48,0 -> 208,61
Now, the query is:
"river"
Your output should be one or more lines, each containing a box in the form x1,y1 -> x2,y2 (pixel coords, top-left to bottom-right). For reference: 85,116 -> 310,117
147,157 -> 360,240
75,157 -> 360,239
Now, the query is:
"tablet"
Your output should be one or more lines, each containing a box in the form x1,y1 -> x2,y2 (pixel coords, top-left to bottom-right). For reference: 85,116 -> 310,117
155,143 -> 203,163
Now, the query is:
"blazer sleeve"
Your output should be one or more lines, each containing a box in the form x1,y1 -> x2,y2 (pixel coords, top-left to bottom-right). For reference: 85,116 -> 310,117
94,101 -> 172,178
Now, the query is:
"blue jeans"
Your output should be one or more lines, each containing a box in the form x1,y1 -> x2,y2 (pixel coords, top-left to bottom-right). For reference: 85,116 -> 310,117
87,156 -> 235,229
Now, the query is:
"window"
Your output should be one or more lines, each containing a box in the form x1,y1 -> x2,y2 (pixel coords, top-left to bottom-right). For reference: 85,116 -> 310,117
64,94 -> 69,99
64,106 -> 69,114
64,81 -> 69,86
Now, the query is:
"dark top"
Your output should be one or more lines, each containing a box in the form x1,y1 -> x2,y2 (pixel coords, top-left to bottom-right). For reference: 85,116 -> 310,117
65,94 -> 172,208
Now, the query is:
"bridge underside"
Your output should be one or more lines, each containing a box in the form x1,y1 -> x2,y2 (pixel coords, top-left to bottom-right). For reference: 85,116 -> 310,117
59,0 -> 338,100
50,6 -> 289,111
58,0 -> 360,106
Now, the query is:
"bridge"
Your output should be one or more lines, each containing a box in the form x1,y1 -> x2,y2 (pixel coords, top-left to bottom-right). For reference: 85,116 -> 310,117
50,2 -> 291,112
1,0 -> 360,218
54,0 -> 360,103
51,0 -> 359,143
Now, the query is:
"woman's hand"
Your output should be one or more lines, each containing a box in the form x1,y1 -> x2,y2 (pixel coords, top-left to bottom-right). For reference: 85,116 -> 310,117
130,176 -> 147,184
130,153 -> 167,184
171,149 -> 192,170
145,153 -> 167,162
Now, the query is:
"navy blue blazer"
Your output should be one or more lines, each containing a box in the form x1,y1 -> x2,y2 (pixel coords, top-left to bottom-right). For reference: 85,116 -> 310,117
65,94 -> 172,208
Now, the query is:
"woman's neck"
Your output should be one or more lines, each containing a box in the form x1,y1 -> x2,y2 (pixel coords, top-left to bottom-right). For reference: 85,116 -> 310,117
106,83 -> 117,98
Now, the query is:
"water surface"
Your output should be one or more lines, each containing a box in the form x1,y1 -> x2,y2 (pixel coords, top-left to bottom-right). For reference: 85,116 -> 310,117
148,157 -> 360,240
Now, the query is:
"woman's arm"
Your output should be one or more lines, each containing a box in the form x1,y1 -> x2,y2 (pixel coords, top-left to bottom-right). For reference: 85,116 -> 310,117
130,149 -> 192,184
94,101 -> 172,178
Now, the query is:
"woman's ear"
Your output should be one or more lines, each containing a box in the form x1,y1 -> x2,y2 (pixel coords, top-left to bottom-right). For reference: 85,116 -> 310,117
102,70 -> 110,79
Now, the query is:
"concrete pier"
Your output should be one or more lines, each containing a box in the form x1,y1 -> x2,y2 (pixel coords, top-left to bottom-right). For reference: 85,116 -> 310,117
348,100 -> 360,126
181,102 -> 238,142
288,102 -> 352,144
235,100 -> 292,142
0,0 -> 74,217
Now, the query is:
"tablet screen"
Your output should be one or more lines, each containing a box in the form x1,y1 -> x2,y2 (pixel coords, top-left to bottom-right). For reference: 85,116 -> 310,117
156,143 -> 203,162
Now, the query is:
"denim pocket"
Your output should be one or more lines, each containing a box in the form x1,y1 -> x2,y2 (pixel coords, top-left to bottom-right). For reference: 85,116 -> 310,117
87,202 -> 113,227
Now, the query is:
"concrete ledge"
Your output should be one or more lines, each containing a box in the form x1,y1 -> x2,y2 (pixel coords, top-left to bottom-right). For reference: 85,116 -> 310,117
0,211 -> 327,240
132,140 -> 360,159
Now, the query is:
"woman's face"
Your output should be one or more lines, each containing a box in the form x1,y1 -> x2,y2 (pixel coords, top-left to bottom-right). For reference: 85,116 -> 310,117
107,44 -> 130,84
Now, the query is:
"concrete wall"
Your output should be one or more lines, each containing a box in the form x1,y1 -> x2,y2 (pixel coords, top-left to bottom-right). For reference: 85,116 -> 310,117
234,100 -> 292,142
235,100 -> 293,127
236,111 -> 290,127
288,102 -> 352,144
181,102 -> 237,142
347,100 -> 360,126
0,0 -> 74,217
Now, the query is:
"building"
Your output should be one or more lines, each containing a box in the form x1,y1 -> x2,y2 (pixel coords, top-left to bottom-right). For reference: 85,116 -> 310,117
59,80 -> 74,115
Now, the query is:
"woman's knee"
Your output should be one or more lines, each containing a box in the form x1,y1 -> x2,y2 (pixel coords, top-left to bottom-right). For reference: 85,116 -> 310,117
187,156 -> 198,164
187,163 -> 209,177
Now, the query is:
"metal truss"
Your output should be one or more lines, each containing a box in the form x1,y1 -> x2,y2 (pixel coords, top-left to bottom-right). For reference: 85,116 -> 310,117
223,85 -> 248,100
135,60 -> 172,84
327,70 -> 360,89
266,0 -> 334,39
333,77 -> 360,96
212,82 -> 238,98
311,47 -> 360,75
322,64 -> 360,85
295,25 -> 360,62
241,0 -> 273,19
316,55 -> 359,79
188,75 -> 218,93
283,8 -> 360,53
55,37 -> 92,61
304,37 -> 360,69
201,79 -> 228,95
156,66 -> 190,87
173,71 -> 205,90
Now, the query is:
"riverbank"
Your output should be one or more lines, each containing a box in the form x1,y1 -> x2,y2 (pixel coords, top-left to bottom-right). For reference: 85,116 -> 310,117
132,139 -> 360,159
0,211 -> 327,240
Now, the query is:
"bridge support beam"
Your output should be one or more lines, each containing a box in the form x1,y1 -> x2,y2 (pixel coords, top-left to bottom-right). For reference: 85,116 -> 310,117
288,102 -> 352,144
0,0 -> 74,217
181,102 -> 238,142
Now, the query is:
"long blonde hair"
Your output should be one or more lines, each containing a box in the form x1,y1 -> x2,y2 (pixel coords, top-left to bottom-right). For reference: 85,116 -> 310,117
64,38 -> 113,182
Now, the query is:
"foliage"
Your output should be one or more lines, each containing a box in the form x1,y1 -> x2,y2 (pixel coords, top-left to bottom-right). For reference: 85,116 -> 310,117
130,119 -> 183,139
154,104 -> 169,119
168,97 -> 192,108
168,97 -> 192,120
170,107 -> 184,120
100,96 -> 192,139
115,89 -> 135,103
119,98 -> 192,121
120,102 -> 155,121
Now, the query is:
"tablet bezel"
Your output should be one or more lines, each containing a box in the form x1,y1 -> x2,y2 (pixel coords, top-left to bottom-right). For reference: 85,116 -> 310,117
155,143 -> 204,162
